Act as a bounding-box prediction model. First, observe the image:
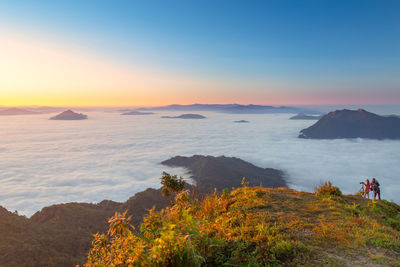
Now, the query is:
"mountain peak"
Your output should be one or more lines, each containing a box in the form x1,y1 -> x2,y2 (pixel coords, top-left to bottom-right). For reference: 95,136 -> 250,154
50,110 -> 88,120
299,109 -> 400,139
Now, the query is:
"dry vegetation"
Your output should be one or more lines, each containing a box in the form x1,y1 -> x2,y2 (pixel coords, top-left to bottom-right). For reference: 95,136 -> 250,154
86,182 -> 400,266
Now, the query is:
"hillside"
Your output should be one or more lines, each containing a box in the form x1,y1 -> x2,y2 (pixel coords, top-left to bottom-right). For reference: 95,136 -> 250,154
299,109 -> 400,139
161,155 -> 286,192
118,188 -> 173,228
0,189 -> 172,266
0,201 -> 119,266
87,183 -> 400,266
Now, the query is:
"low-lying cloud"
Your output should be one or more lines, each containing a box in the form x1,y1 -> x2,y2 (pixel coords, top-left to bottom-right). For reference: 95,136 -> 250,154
1,111 -> 399,216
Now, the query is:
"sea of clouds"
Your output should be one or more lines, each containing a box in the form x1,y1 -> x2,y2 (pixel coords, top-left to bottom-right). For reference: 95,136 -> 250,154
1,110 -> 400,216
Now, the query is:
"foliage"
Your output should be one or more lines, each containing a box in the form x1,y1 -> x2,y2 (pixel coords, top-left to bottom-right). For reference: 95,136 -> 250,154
160,171 -> 186,197
315,181 -> 342,198
87,195 -> 205,266
86,183 -> 400,266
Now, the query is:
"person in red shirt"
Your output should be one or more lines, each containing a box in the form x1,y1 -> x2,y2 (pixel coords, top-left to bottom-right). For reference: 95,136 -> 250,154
361,179 -> 371,199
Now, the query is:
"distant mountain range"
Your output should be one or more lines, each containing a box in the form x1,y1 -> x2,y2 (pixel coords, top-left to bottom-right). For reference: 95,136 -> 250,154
0,108 -> 38,115
161,113 -> 206,119
0,107 -> 65,115
121,110 -> 154,115
290,113 -> 323,120
138,104 -> 320,114
299,109 -> 400,139
0,155 -> 284,266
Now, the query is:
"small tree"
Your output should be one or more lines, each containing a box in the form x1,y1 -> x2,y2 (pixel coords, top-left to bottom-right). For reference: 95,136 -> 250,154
160,171 -> 186,196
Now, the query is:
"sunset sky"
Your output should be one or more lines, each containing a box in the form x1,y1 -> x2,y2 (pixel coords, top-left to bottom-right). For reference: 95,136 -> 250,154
0,0 -> 399,107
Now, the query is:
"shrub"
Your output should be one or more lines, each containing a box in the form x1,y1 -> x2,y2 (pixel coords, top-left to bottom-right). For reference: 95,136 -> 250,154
160,171 -> 186,196
86,187 -> 305,266
86,192 -> 205,267
315,181 -> 342,197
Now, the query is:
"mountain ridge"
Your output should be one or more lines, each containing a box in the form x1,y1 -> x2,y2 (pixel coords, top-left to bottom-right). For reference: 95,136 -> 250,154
138,104 -> 320,114
299,109 -> 400,139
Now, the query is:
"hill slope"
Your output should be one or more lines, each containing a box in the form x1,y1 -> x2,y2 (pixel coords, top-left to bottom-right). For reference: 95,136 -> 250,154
0,201 -> 119,266
0,190 -> 171,266
87,185 -> 400,266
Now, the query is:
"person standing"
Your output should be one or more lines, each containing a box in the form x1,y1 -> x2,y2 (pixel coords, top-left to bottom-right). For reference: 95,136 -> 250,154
371,178 -> 381,201
361,179 -> 370,199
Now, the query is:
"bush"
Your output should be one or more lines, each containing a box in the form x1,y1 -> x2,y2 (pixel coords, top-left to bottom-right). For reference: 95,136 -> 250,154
160,171 -> 186,196
86,187 -> 305,266
315,181 -> 342,197
86,192 -> 205,267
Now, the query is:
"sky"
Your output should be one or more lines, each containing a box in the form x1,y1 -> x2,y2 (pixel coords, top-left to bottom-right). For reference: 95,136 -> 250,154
0,0 -> 399,107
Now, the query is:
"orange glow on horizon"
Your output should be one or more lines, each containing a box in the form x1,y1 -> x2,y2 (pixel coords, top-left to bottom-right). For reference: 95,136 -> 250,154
2,28 -> 398,108
0,27 -> 334,108
1,28 -> 266,107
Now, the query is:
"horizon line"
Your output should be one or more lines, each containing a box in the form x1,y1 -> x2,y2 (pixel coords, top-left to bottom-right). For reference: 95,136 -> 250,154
1,103 -> 400,109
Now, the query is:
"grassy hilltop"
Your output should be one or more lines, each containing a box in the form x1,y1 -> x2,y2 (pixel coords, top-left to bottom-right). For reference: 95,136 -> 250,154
87,182 -> 400,266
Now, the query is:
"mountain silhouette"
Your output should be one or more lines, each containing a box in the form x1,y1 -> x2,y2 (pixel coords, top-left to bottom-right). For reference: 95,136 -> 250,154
50,110 -> 88,120
299,109 -> 400,139
0,108 -> 37,115
161,114 -> 206,119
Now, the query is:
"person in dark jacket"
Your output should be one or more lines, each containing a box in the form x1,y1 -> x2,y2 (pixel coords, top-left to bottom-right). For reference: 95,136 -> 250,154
371,178 -> 381,201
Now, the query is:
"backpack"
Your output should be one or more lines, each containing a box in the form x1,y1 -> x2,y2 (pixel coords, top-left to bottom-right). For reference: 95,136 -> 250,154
373,181 -> 380,191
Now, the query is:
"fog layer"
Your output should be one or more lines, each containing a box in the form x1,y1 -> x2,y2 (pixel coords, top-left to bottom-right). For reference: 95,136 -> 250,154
1,111 -> 399,216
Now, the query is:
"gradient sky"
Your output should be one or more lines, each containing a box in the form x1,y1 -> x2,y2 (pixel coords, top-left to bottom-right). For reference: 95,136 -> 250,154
0,0 -> 399,106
